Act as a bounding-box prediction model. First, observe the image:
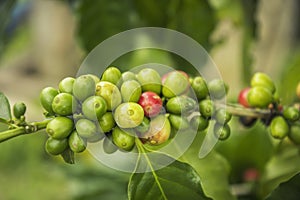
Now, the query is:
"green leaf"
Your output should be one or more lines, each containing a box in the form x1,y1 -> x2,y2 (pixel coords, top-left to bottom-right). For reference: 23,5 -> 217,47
0,92 -> 12,120
266,173 -> 300,200
180,131 -> 236,200
258,143 -> 300,199
129,140 -> 211,200
60,148 -> 75,164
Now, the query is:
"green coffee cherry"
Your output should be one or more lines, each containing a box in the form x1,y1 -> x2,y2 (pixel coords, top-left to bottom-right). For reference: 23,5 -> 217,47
101,66 -> 122,85
270,116 -> 289,139
214,123 -> 231,141
13,102 -> 26,119
166,96 -> 197,115
52,93 -> 74,116
46,117 -> 74,139
135,117 -> 150,133
59,77 -> 75,94
86,74 -> 100,84
95,81 -> 122,110
122,71 -> 137,82
98,112 -> 116,133
45,137 -> 68,155
121,80 -> 142,102
191,115 -> 209,131
283,106 -> 300,122
288,125 -> 300,145
73,75 -> 96,101
40,87 -> 59,114
247,86 -> 273,108
168,114 -> 189,130
103,134 -> 118,154
82,96 -> 107,120
87,132 -> 105,143
112,126 -> 135,151
199,99 -> 215,119
251,72 -> 275,94
136,68 -> 162,95
215,108 -> 232,124
208,79 -> 228,99
76,118 -> 98,138
162,71 -> 189,98
114,102 -> 144,128
68,130 -> 86,153
191,76 -> 208,100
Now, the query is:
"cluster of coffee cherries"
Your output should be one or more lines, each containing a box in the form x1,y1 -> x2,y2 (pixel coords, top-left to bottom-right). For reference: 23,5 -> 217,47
39,66 -> 231,157
238,72 -> 300,143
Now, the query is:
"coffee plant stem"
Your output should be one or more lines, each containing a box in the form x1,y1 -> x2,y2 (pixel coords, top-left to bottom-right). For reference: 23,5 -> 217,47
0,119 -> 52,143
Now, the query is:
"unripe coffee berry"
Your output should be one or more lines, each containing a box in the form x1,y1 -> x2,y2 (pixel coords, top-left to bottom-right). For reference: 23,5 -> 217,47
73,75 -> 96,101
101,66 -> 122,85
283,106 -> 300,122
52,93 -> 74,116
247,86 -> 273,108
270,116 -> 289,139
59,77 -> 75,94
13,102 -> 26,119
82,96 -> 107,120
112,126 -> 135,151
214,123 -> 230,140
191,115 -> 209,131
40,87 -> 59,114
199,99 -> 215,119
46,117 -> 74,139
114,102 -> 144,128
68,130 -> 86,153
136,68 -> 162,95
45,137 -> 68,156
191,76 -> 208,100
288,125 -> 300,145
208,79 -> 228,99
251,72 -> 275,94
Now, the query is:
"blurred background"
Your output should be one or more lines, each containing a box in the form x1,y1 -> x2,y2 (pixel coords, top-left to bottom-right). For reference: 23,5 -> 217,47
0,0 -> 300,199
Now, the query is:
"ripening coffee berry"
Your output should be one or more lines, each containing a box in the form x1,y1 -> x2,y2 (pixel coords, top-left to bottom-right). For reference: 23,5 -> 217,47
13,102 -> 26,119
103,134 -> 118,154
46,116 -> 74,139
166,95 -> 196,115
270,116 -> 289,139
168,114 -> 189,130
98,112 -> 116,133
138,91 -> 163,117
40,87 -> 59,114
114,102 -> 144,128
45,137 -> 68,156
76,118 -> 98,138
288,125 -> 300,145
59,77 -> 75,94
238,87 -> 251,108
162,71 -> 189,98
52,93 -> 74,116
251,72 -> 275,94
73,75 -> 96,101
136,68 -> 162,95
191,76 -> 208,100
143,115 -> 171,145
215,108 -> 232,125
86,74 -> 100,84
68,130 -> 86,153
101,66 -> 122,85
95,81 -> 122,111
247,86 -> 273,108
208,79 -> 228,99
82,96 -> 107,120
214,123 -> 231,140
199,99 -> 215,119
121,80 -> 142,102
112,126 -> 135,151
191,115 -> 209,131
283,106 -> 300,122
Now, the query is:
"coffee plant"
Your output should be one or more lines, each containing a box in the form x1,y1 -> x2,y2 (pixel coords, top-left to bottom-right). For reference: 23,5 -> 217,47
1,65 -> 300,199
